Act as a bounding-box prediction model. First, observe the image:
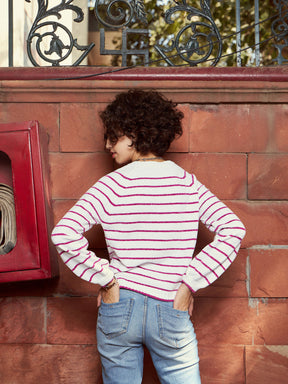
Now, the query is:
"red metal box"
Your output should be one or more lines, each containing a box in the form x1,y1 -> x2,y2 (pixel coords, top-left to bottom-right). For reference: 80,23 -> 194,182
0,121 -> 57,282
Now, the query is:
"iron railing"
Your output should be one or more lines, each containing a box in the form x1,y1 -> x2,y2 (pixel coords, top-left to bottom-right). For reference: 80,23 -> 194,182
4,0 -> 288,67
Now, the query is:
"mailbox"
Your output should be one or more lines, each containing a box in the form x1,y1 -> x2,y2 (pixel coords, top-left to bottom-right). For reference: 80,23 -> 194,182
0,121 -> 57,282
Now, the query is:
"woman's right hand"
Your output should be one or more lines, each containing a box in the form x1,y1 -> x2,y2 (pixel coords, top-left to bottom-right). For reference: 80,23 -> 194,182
97,280 -> 120,306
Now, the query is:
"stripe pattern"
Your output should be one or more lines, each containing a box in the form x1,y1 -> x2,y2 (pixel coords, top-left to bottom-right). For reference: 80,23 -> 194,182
51,161 -> 246,301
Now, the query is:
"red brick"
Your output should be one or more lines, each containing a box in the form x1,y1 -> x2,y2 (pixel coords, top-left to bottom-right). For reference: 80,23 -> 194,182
49,152 -> 114,199
250,248 -> 288,297
199,345 -> 245,384
228,201 -> 288,247
0,344 -> 102,384
273,104 -> 288,152
193,298 -> 256,345
52,199 -> 76,223
197,249 -> 248,298
0,103 -> 60,152
194,297 -> 287,346
60,103 -> 107,152
189,104 -> 270,153
248,154 -> 288,199
168,104 -> 190,153
252,299 -> 288,345
167,153 -> 247,199
47,298 -> 98,344
246,346 -> 288,384
0,297 -> 45,343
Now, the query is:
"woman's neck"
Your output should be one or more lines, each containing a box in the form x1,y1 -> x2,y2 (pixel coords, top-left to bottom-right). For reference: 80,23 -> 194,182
133,154 -> 164,162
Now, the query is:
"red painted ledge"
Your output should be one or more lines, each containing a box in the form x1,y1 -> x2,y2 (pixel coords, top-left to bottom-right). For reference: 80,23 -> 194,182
1,66 -> 288,81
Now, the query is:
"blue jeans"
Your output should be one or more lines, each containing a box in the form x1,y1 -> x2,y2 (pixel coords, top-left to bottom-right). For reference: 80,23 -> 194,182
96,289 -> 201,384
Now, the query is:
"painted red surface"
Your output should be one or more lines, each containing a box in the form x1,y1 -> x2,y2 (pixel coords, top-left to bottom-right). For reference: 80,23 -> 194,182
0,121 -> 57,282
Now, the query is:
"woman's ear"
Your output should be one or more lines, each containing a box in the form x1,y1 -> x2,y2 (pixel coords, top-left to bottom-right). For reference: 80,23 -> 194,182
129,133 -> 137,148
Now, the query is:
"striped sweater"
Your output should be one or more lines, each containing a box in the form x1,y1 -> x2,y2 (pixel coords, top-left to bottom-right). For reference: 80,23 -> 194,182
51,160 -> 246,301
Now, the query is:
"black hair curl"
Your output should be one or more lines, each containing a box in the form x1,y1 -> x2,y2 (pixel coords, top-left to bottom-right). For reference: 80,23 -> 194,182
100,89 -> 184,157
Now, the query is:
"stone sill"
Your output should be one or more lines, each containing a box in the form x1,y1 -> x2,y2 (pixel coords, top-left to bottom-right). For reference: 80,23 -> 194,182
1,66 -> 288,103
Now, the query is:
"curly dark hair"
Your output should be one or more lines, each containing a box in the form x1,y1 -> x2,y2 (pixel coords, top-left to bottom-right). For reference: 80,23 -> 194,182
100,89 -> 184,157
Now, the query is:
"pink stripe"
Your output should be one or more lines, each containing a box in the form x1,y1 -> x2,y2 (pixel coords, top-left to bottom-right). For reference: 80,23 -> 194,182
198,187 -> 209,200
229,234 -> 244,241
105,228 -> 198,233
107,174 -> 194,189
81,197 -> 99,217
52,232 -> 69,236
60,217 -> 85,232
111,259 -> 190,269
199,195 -> 214,210
217,225 -> 246,235
203,202 -> 224,222
202,250 -> 226,271
139,265 -> 183,277
53,224 -> 79,235
85,191 -> 198,218
88,264 -> 106,282
109,265 -> 122,273
123,270 -> 179,285
98,180 -> 197,198
80,259 -> 102,278
213,215 -> 236,231
71,254 -> 103,273
94,186 -> 197,207
218,239 -> 237,251
72,254 -> 91,271
68,243 -> 89,253
75,202 -> 96,221
119,277 -> 178,292
110,246 -> 195,251
105,237 -> 197,242
115,170 -> 187,181
65,252 -> 80,264
195,256 -> 219,278
190,265 -> 210,285
200,199 -> 219,218
110,254 -> 192,260
101,219 -> 199,225
69,210 -> 91,225
209,244 -> 232,263
53,238 -> 82,247
216,213 -> 235,224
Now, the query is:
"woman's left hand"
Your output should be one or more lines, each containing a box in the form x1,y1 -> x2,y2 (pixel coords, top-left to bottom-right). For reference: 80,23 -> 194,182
173,283 -> 194,316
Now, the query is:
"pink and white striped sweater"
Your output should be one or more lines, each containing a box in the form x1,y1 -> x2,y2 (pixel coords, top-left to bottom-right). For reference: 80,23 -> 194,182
51,160 -> 246,301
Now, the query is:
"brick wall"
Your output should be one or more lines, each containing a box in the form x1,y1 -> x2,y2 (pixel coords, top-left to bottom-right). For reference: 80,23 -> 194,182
0,68 -> 287,383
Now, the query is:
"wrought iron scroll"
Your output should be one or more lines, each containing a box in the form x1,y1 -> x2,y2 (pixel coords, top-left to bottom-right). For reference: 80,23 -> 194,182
25,0 -> 94,66
94,0 -> 149,66
272,0 -> 288,64
154,0 -> 222,66
94,0 -> 221,67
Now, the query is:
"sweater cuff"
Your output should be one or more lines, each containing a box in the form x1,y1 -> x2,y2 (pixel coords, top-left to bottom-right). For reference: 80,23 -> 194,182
182,280 -> 196,294
182,274 -> 205,293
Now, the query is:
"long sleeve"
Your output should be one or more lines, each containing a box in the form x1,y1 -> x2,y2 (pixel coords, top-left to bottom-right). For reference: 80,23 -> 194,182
51,185 -> 114,286
182,179 -> 246,293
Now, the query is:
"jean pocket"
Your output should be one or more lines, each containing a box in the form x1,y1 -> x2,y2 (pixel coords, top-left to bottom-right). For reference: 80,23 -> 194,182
156,304 -> 195,348
97,298 -> 134,339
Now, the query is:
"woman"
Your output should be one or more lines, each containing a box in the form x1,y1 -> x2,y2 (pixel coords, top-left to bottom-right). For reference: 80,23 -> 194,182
51,89 -> 246,384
